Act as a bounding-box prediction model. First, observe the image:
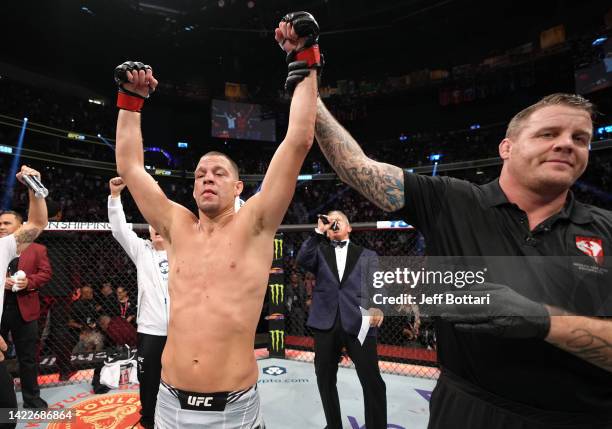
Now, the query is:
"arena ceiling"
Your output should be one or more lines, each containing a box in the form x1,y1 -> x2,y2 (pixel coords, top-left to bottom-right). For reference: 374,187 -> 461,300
1,0 -> 610,97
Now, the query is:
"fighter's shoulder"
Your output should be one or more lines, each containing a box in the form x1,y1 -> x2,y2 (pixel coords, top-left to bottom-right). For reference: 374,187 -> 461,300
166,202 -> 198,235
169,201 -> 198,222
232,195 -> 265,232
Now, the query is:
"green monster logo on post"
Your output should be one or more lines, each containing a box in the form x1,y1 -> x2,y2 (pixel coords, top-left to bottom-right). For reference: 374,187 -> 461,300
274,238 -> 283,260
269,329 -> 285,353
269,284 -> 284,306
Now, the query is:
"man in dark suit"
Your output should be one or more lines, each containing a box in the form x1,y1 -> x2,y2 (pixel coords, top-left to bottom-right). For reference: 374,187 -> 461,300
297,210 -> 387,429
0,210 -> 51,408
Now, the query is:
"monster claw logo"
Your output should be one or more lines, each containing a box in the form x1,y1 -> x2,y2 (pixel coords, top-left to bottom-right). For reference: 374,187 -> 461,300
274,238 -> 283,260
269,284 -> 284,305
269,329 -> 284,352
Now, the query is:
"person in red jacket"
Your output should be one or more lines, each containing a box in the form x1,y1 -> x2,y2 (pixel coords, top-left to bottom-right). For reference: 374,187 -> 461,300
0,210 -> 52,409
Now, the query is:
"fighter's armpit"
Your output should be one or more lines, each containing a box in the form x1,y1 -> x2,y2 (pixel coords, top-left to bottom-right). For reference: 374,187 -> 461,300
14,226 -> 41,247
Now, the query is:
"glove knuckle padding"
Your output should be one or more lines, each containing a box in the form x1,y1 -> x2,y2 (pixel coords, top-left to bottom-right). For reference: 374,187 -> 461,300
114,61 -> 152,85
288,60 -> 309,72
282,11 -> 319,37
288,69 -> 310,79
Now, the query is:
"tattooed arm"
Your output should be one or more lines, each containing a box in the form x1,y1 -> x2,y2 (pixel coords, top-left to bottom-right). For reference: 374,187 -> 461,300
14,165 -> 48,254
315,99 -> 405,212
546,315 -> 612,372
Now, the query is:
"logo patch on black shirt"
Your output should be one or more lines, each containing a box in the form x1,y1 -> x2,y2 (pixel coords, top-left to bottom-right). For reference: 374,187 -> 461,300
575,236 -> 604,265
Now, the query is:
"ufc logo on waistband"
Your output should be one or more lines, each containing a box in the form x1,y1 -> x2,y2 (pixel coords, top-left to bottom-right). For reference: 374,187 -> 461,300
187,396 -> 213,407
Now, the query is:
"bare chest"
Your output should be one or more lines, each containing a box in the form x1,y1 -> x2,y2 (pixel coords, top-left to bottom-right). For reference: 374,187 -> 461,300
171,234 -> 246,281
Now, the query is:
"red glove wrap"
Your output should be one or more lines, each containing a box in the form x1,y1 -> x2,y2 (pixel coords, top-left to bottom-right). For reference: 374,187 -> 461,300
117,92 -> 145,112
295,45 -> 321,68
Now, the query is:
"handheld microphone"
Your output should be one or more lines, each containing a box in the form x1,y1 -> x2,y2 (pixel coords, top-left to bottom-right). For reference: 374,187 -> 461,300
317,214 -> 330,225
23,175 -> 48,199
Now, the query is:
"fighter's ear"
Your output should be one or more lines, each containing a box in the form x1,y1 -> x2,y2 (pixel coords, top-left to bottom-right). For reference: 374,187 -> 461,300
235,180 -> 244,196
499,138 -> 512,160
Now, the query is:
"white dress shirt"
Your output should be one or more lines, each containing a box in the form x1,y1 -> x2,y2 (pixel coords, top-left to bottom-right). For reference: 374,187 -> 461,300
108,196 -> 170,336
335,240 -> 350,281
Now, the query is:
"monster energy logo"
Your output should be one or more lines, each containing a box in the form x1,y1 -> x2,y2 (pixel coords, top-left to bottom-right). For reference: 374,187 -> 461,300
269,329 -> 284,352
269,284 -> 284,305
274,238 -> 283,259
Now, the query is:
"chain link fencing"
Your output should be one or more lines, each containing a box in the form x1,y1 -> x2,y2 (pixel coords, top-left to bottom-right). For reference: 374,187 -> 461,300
4,222 -> 438,392
6,225 -> 143,389
275,224 -> 439,380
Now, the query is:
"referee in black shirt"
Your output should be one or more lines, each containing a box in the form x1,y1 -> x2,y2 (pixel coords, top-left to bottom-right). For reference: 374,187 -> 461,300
313,93 -> 612,428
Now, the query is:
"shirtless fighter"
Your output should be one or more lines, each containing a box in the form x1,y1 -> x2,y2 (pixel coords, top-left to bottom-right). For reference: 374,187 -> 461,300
113,12 -> 321,428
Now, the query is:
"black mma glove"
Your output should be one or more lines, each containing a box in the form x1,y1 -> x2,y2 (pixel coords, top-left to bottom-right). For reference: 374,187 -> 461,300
438,283 -> 551,339
114,61 -> 153,112
281,12 -> 324,94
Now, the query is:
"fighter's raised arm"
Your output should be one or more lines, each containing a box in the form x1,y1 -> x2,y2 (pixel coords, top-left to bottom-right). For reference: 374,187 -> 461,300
114,62 -> 185,242
250,12 -> 320,234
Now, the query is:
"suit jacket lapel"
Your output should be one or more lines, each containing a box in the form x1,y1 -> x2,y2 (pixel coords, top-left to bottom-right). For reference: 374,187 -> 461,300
341,243 -> 363,286
321,244 -> 341,284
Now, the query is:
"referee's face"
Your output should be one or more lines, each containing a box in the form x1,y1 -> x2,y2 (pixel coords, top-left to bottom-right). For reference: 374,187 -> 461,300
502,105 -> 591,193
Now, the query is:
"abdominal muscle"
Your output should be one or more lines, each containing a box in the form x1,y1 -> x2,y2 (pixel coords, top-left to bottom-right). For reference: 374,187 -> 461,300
160,222 -> 271,393
161,302 -> 261,392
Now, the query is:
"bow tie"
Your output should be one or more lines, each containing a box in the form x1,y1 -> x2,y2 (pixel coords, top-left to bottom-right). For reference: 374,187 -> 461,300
331,240 -> 348,248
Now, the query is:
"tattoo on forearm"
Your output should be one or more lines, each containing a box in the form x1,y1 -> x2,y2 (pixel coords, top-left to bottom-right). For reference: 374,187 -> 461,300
315,101 -> 404,211
15,228 -> 40,246
563,329 -> 612,371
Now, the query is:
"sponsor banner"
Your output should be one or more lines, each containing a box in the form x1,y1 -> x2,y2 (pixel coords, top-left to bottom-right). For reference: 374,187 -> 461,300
269,284 -> 284,307
268,234 -> 285,357
268,319 -> 285,358
273,235 -> 283,261
44,222 -> 132,231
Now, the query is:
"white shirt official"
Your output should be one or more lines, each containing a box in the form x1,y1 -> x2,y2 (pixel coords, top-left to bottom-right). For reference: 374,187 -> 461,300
108,196 -> 170,336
